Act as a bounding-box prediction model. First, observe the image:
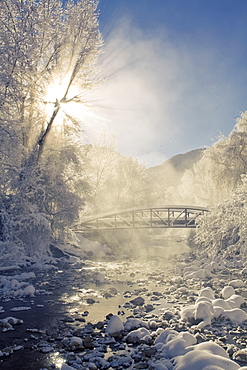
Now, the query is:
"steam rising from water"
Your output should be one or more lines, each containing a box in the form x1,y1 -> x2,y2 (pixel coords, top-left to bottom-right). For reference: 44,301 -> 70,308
87,16 -> 241,167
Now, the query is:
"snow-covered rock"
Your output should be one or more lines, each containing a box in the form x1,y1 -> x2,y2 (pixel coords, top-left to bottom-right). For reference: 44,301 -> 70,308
124,318 -> 148,331
194,301 -> 215,328
212,298 -> 232,310
23,284 -> 35,297
221,308 -> 247,324
198,287 -> 215,300
105,315 -> 124,335
154,329 -> 179,346
226,294 -> 245,308
229,279 -> 245,288
173,349 -> 240,370
179,284 -> 246,328
186,341 -> 230,358
220,285 -> 235,299
126,327 -> 151,344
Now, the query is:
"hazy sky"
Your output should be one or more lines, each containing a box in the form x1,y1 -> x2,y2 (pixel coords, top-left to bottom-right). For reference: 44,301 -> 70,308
91,0 -> 247,167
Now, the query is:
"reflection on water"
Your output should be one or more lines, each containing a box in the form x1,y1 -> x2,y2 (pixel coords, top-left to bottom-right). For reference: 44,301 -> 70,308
48,351 -> 65,368
57,258 -> 176,323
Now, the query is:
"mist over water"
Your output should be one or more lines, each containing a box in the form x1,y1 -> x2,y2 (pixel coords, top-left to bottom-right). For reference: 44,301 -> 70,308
82,227 -> 193,262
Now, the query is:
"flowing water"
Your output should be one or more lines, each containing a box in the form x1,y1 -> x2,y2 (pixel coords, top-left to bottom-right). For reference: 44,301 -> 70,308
0,237 -> 191,369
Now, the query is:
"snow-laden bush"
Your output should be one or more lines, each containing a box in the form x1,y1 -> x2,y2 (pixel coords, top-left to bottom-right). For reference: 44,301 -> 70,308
195,174 -> 247,260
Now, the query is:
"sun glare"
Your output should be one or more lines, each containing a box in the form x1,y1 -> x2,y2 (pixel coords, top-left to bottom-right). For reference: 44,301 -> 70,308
44,79 -> 95,129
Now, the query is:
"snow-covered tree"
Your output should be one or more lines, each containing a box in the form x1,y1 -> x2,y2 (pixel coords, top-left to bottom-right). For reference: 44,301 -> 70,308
194,111 -> 247,260
108,155 -> 148,210
82,145 -> 149,215
202,111 -> 247,203
0,0 -> 102,255
195,174 -> 247,260
162,112 -> 247,208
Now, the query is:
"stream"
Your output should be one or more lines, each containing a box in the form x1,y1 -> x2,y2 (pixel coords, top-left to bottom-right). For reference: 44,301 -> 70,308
0,250 -> 178,369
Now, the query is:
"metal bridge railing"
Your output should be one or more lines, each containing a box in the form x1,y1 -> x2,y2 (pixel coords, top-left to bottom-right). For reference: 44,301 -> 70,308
73,205 -> 209,232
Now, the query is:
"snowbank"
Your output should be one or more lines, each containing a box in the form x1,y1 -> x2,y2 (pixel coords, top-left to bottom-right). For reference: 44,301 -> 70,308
0,272 -> 36,299
180,285 -> 247,328
152,328 -> 240,370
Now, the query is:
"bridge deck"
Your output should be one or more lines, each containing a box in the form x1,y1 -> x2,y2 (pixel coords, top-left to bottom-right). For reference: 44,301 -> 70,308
73,205 -> 208,232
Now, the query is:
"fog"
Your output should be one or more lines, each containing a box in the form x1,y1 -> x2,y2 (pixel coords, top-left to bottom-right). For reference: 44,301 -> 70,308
86,16 -> 244,167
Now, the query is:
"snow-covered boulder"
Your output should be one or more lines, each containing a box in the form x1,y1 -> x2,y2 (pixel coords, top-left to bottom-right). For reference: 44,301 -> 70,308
194,301 -> 215,328
180,305 -> 195,321
154,330 -> 196,358
212,298 -> 232,310
105,315 -> 124,336
198,287 -> 215,300
124,318 -> 148,331
126,327 -> 151,344
229,279 -> 245,288
220,285 -> 235,299
173,349 -> 240,370
186,341 -> 230,358
226,294 -> 245,308
23,285 -> 35,297
221,308 -> 247,324
154,329 -> 179,346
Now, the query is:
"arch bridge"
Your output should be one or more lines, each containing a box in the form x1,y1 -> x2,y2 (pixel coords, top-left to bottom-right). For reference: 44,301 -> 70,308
73,205 -> 208,232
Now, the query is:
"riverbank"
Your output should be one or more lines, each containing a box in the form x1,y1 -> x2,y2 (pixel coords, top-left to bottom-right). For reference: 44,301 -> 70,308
0,254 -> 247,369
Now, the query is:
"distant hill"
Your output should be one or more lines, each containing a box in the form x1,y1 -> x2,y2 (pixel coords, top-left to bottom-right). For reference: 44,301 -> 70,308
149,148 -> 205,174
147,149 -> 205,201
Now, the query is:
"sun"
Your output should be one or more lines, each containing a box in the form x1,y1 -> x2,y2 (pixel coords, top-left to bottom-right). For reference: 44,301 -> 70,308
44,79 -> 94,129
44,81 -> 65,104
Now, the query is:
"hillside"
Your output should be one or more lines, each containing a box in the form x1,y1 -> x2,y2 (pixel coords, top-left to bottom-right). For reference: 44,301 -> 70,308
147,148 -> 205,203
149,148 -> 204,174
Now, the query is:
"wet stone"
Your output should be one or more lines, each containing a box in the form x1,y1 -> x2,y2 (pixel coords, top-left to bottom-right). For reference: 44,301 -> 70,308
94,321 -> 104,330
108,353 -> 133,368
106,313 -> 113,320
144,304 -> 154,312
74,315 -> 86,322
103,292 -> 112,299
140,346 -> 157,357
152,291 -> 163,296
84,323 -> 94,334
83,335 -> 94,349
88,363 -> 98,370
130,297 -> 145,306
86,298 -> 96,304
133,362 -> 149,368
163,311 -> 174,320
62,316 -> 75,323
